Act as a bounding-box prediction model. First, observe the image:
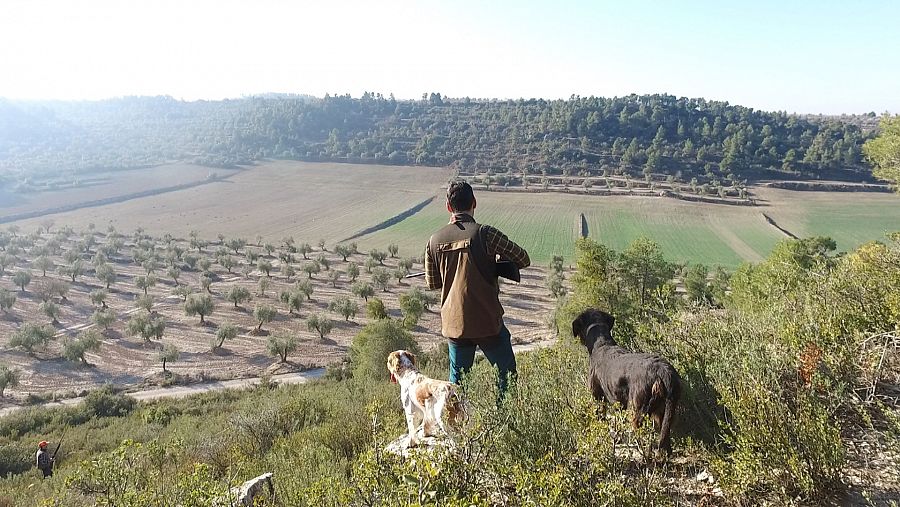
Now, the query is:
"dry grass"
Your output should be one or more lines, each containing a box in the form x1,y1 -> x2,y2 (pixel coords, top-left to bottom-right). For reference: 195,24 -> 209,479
8,161 -> 450,244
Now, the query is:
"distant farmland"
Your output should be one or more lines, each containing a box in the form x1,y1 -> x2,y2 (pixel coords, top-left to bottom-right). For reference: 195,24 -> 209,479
356,192 -> 785,267
7,161 -> 899,268
8,161 -> 450,243
356,188 -> 900,268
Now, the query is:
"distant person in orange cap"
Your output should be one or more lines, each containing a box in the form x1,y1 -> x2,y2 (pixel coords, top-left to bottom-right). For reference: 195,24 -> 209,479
35,441 -> 54,478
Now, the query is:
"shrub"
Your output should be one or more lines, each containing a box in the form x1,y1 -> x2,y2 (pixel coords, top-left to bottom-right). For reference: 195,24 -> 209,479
349,319 -> 420,381
82,386 -> 135,417
366,297 -> 388,320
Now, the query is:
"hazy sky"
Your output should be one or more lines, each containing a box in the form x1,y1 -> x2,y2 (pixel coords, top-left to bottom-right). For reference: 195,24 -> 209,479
1,0 -> 897,114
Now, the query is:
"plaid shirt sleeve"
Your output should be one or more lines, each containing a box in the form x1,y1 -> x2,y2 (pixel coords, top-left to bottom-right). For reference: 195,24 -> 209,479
482,226 -> 531,269
424,240 -> 442,290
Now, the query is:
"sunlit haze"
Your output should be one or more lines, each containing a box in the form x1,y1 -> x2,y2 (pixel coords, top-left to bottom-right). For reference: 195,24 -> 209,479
2,0 -> 898,113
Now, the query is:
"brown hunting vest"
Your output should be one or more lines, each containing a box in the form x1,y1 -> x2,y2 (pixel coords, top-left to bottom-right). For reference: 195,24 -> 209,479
428,216 -> 504,341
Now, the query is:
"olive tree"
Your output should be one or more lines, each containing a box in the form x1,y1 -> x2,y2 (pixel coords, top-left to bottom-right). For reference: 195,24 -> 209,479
135,275 -> 157,295
266,332 -> 298,363
40,301 -> 61,324
334,244 -> 352,261
64,329 -> 101,365
351,282 -> 375,302
369,249 -> 388,265
92,308 -> 116,331
0,288 -> 16,312
33,256 -> 54,277
10,323 -> 56,355
253,304 -> 277,333
185,294 -> 215,324
306,313 -> 333,339
12,270 -> 31,292
372,268 -> 390,292
159,344 -> 180,373
96,264 -> 117,289
213,322 -> 238,351
173,284 -> 193,302
328,296 -> 358,321
346,262 -> 360,282
226,285 -> 252,308
279,289 -> 303,315
0,365 -> 20,397
126,313 -> 165,343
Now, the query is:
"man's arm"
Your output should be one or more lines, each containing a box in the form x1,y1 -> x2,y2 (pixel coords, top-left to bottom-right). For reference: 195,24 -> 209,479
424,243 -> 442,290
483,226 -> 531,269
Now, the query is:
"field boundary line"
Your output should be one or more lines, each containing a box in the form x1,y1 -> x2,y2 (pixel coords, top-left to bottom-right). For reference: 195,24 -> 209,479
0,172 -> 237,224
761,213 -> 799,239
341,195 -> 436,242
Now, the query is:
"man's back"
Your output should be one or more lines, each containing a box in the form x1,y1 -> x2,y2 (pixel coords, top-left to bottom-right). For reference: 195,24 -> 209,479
426,213 -> 530,341
426,180 -> 529,392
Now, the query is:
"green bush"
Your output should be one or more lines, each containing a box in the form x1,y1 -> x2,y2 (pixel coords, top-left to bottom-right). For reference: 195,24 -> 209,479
82,386 -> 136,418
349,319 -> 420,381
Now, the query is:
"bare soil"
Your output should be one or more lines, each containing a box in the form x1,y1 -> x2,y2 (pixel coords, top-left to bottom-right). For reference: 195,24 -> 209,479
0,229 -> 559,404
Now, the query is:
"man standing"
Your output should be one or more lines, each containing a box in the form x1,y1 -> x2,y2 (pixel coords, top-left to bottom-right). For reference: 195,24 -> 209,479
35,441 -> 54,478
425,181 -> 530,394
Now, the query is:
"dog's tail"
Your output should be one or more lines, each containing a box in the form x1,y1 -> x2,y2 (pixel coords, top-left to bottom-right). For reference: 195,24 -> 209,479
445,385 -> 469,428
656,374 -> 681,453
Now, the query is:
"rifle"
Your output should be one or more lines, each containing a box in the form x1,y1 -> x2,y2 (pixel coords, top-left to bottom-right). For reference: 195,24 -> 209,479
406,260 -> 521,283
51,429 -> 66,463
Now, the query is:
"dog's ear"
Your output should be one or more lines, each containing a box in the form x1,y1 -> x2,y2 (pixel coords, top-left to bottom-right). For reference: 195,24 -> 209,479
572,310 -> 587,338
404,351 -> 418,368
386,351 -> 398,372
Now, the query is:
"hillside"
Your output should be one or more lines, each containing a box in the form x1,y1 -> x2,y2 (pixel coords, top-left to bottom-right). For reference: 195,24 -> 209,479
0,234 -> 897,506
0,94 -> 876,190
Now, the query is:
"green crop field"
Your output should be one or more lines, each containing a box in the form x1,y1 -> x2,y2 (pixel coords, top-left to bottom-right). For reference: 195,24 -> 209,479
756,188 -> 900,253
359,188 -> 900,268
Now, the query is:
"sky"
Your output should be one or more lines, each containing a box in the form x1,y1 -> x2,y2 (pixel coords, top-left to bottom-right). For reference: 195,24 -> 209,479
1,0 -> 897,114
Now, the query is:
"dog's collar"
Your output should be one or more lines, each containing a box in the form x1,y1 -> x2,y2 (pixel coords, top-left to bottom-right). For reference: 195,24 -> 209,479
583,323 -> 606,338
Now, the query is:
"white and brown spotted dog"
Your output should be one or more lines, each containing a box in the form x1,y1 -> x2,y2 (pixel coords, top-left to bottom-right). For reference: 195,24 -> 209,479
387,350 -> 467,447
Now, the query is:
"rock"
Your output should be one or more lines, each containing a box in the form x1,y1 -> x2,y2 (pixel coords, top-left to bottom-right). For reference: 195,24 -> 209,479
384,428 -> 455,457
215,472 -> 275,506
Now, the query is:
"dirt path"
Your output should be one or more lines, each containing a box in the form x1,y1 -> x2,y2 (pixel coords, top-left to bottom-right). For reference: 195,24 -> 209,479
0,339 -> 558,419
0,368 -> 327,419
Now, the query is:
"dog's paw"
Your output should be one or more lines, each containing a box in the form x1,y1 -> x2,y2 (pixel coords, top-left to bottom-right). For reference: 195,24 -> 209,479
407,437 -> 420,448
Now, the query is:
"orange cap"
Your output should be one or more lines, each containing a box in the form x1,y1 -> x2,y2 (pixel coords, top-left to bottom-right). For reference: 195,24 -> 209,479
38,441 -> 48,448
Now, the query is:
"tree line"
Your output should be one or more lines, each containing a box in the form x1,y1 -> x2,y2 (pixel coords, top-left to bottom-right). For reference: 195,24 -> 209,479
0,94 -> 880,189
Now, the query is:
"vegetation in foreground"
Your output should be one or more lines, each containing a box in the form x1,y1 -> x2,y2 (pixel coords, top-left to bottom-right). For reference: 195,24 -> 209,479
0,231 -> 897,506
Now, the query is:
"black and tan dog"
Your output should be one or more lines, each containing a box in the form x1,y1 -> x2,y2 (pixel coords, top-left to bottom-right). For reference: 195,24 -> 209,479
572,309 -> 681,452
